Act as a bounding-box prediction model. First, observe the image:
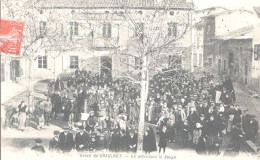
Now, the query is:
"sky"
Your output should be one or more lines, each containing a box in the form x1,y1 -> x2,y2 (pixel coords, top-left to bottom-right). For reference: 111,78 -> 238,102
193,0 -> 260,10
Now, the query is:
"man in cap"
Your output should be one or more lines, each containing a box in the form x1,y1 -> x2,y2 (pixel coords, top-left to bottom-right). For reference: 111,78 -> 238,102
58,126 -> 75,153
43,98 -> 52,126
49,131 -> 60,152
88,133 -> 97,151
180,119 -> 191,147
55,76 -> 64,91
127,129 -> 137,152
75,126 -> 89,152
247,115 -> 259,142
103,128 -> 111,151
31,138 -> 45,153
229,124 -> 244,154
51,91 -> 62,119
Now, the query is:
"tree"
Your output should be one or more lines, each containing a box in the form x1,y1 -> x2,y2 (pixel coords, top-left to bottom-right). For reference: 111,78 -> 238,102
1,0 -> 87,109
70,1 -> 194,152
75,1 -> 194,152
2,0 -> 195,152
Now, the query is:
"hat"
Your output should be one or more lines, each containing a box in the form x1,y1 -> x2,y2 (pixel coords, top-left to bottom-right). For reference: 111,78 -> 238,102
63,126 -> 70,130
242,107 -> 248,111
54,131 -> 60,135
90,133 -> 97,138
78,126 -> 85,130
250,115 -> 256,119
128,129 -> 134,134
103,128 -> 109,132
236,124 -> 242,129
35,138 -> 42,143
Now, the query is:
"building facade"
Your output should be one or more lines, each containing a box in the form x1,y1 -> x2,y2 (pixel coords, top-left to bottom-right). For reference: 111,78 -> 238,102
252,7 -> 260,90
22,0 -> 194,80
192,7 -> 229,72
202,9 -> 257,86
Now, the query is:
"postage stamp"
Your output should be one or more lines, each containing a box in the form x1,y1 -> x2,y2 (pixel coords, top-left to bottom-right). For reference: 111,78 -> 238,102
0,19 -> 24,55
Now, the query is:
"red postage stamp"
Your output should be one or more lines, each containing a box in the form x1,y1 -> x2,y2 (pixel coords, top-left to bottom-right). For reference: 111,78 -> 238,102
0,19 -> 24,55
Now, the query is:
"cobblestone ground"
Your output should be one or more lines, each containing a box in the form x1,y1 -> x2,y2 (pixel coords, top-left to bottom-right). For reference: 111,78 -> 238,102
1,80 -> 260,157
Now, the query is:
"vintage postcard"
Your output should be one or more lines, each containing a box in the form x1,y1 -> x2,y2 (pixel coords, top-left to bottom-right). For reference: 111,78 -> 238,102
1,0 -> 260,159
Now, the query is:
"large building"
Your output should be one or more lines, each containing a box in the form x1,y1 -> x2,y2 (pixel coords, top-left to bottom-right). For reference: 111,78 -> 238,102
202,9 -> 258,87
192,7 -> 229,71
17,0 -> 194,80
252,7 -> 260,89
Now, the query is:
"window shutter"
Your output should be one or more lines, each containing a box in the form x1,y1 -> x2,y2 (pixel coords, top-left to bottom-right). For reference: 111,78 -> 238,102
74,22 -> 78,35
38,57 -> 42,68
70,22 -> 73,40
103,24 -> 106,37
254,44 -> 260,60
168,23 -> 171,36
175,24 -> 177,37
108,23 -> 111,38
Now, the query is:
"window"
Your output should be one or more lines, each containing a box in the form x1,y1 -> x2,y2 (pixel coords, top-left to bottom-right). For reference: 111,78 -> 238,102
135,57 -> 142,70
135,23 -> 144,42
168,22 -> 177,37
103,23 -> 111,38
70,22 -> 79,40
38,56 -> 47,68
168,55 -> 182,68
197,35 -> 200,48
39,21 -> 46,35
254,44 -> 260,60
70,56 -> 79,69
207,25 -> 211,35
208,58 -> 213,67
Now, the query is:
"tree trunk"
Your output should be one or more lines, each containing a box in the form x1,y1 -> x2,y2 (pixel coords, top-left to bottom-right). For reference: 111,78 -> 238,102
28,58 -> 34,112
137,55 -> 149,153
54,57 -> 56,80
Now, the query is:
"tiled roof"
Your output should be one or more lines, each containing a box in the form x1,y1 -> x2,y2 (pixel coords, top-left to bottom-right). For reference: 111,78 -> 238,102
36,0 -> 193,9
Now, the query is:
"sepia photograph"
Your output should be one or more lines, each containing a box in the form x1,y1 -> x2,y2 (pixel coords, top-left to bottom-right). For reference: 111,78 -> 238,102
1,0 -> 260,159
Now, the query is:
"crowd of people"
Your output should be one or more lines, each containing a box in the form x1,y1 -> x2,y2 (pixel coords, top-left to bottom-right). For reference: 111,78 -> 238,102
148,69 -> 259,155
4,68 -> 259,155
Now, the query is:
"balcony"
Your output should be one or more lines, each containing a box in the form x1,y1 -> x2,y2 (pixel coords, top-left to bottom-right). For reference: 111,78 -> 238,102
91,37 -> 119,50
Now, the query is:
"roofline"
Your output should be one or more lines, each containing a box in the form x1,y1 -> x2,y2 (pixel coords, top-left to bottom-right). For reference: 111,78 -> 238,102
195,6 -> 229,13
38,6 -> 194,10
203,8 -> 253,18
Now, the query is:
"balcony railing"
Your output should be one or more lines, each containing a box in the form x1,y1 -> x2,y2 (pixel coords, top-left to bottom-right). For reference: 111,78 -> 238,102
92,37 -> 119,49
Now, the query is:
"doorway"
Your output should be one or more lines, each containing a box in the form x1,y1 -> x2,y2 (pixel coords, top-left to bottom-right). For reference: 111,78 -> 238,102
245,62 -> 248,85
10,60 -> 20,81
100,56 -> 112,79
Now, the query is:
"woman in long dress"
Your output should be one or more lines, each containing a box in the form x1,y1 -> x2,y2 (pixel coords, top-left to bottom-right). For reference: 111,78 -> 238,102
157,125 -> 168,154
143,126 -> 157,154
17,101 -> 28,131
